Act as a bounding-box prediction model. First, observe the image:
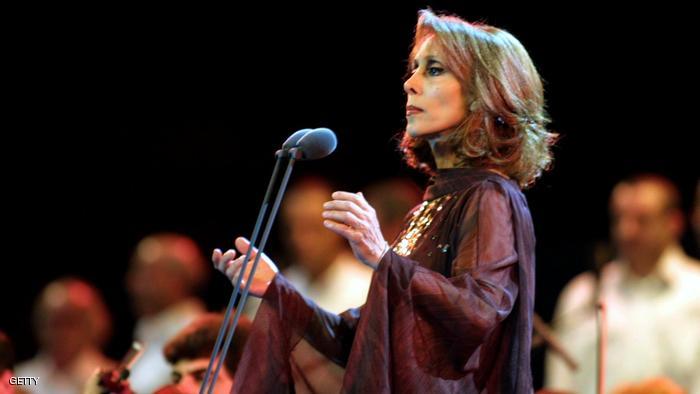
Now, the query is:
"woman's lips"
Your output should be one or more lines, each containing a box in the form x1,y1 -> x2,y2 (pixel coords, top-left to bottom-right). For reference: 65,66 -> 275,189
406,105 -> 424,116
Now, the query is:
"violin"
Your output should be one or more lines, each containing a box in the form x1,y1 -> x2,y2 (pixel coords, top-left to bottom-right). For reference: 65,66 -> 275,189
96,369 -> 134,394
96,341 -> 143,394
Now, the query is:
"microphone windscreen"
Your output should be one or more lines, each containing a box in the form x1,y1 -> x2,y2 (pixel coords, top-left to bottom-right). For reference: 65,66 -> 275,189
282,128 -> 313,150
296,128 -> 337,160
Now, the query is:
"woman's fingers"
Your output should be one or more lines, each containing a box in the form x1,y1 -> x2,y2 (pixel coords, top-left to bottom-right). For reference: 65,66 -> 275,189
234,237 -> 256,256
322,210 -> 363,228
322,190 -> 386,267
212,248 -> 237,272
330,191 -> 373,211
225,257 -> 244,282
234,237 -> 279,273
323,199 -> 365,218
323,219 -> 362,242
213,235 -> 279,296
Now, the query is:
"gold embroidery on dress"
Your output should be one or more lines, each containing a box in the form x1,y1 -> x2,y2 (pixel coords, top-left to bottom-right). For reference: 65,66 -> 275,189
392,194 -> 452,257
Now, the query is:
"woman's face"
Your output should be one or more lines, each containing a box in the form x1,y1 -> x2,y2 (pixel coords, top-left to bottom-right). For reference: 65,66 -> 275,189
404,35 -> 466,138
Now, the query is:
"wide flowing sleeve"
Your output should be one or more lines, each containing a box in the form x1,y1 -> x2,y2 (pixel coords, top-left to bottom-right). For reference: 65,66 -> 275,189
232,272 -> 361,393
382,180 -> 519,371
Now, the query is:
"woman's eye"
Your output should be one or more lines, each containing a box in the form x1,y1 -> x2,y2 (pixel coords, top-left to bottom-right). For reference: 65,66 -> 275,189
427,66 -> 444,76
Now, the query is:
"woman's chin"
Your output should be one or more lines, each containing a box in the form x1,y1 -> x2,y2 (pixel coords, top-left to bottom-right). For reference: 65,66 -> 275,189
407,126 -> 454,139
407,128 -> 434,138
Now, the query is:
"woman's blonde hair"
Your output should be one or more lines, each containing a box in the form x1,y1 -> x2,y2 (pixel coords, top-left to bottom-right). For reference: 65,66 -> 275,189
401,10 -> 557,188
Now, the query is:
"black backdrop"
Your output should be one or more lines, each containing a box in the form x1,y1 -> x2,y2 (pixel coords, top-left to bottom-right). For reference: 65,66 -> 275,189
4,2 -> 698,388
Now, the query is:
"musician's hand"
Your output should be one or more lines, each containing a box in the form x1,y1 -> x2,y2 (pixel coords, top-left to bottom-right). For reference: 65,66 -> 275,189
83,368 -> 134,394
212,237 -> 279,298
322,191 -> 388,269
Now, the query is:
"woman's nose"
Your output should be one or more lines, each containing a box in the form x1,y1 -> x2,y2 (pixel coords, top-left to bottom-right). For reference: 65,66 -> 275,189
403,72 -> 421,95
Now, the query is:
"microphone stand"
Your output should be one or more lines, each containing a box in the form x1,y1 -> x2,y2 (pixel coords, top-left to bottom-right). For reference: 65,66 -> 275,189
200,148 -> 302,394
592,241 -> 609,394
595,299 -> 607,394
532,313 -> 578,371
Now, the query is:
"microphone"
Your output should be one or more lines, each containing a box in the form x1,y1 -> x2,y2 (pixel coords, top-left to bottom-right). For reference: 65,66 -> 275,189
282,128 -> 313,150
295,127 -> 337,160
277,128 -> 312,158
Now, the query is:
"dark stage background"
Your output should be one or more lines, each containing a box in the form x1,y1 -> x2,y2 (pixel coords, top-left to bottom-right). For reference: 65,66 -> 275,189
4,2 -> 698,388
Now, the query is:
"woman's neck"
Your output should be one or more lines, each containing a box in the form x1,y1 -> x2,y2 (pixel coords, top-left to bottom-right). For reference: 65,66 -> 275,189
427,133 -> 510,180
428,133 -> 459,169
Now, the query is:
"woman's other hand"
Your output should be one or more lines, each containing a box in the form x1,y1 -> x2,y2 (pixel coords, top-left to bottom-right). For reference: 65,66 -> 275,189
212,237 -> 279,297
322,191 -> 389,268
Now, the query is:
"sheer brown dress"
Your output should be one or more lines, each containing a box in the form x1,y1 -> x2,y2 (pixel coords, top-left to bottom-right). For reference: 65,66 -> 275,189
232,168 -> 536,393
